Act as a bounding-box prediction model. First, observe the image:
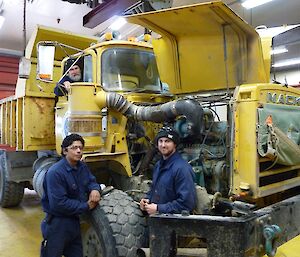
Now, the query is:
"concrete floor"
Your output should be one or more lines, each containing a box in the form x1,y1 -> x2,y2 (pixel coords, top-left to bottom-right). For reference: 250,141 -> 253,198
0,189 -> 43,257
1,189 -> 300,257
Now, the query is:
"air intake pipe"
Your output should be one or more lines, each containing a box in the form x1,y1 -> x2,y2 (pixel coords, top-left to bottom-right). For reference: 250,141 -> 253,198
96,91 -> 204,137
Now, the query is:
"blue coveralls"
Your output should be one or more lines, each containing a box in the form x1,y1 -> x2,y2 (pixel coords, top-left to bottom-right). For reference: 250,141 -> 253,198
54,76 -> 73,96
40,158 -> 100,257
146,151 -> 196,213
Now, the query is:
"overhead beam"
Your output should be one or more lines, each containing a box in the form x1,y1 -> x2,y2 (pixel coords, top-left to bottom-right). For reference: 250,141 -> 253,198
83,0 -> 138,28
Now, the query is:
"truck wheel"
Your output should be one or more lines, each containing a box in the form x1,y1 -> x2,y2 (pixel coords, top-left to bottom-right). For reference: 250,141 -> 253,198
0,167 -> 24,208
32,157 -> 57,198
82,189 -> 147,257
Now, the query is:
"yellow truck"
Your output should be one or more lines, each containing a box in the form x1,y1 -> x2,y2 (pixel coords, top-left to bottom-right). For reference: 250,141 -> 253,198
1,1 -> 300,257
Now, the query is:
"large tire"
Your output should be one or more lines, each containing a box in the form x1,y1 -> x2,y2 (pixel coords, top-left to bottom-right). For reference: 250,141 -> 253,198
32,157 -> 58,198
82,189 -> 147,257
0,166 -> 24,208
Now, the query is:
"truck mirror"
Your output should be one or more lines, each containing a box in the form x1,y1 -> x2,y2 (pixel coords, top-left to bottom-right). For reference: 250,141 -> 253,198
37,44 -> 55,82
18,57 -> 31,79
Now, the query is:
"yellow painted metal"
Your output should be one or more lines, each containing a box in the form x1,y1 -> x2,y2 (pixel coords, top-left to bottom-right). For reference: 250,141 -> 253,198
233,83 -> 300,199
26,25 -> 99,60
105,110 -> 131,176
5,101 -> 10,145
263,235 -> 300,257
0,102 -> 6,144
55,96 -> 68,154
16,25 -> 99,98
15,59 -> 61,98
0,103 -> 4,144
233,85 -> 259,196
16,98 -> 23,150
55,84 -> 133,176
260,35 -> 273,80
0,26 -> 101,151
55,84 -> 103,154
9,100 -> 16,147
126,1 -> 268,95
22,97 -> 55,151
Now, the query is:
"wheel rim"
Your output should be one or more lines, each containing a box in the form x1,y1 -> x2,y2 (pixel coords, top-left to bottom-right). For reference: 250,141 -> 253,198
83,227 -> 103,257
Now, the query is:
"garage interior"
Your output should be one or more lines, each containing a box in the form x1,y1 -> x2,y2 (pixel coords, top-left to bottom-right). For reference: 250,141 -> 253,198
0,0 -> 299,257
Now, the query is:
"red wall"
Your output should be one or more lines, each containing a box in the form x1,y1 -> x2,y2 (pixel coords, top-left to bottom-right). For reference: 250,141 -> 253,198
0,55 -> 19,99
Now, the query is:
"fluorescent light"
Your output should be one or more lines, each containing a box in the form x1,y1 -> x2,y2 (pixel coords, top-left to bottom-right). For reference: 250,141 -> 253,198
272,58 -> 300,68
270,47 -> 288,55
256,25 -> 299,37
109,17 -> 127,31
242,0 -> 274,9
0,16 -> 4,29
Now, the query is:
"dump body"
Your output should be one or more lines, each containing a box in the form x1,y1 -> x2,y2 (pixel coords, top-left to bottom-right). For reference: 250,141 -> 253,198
0,26 -> 99,151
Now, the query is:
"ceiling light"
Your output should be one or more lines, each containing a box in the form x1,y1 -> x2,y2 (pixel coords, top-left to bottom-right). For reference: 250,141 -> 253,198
242,0 -> 274,9
270,47 -> 288,55
109,17 -> 127,31
0,16 -> 4,29
272,58 -> 300,68
256,25 -> 299,37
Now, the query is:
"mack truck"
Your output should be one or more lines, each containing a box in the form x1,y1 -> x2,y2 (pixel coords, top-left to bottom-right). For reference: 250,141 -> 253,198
1,1 -> 300,257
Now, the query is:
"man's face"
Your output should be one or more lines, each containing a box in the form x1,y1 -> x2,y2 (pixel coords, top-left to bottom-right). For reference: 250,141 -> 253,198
63,140 -> 83,165
158,137 -> 176,159
68,65 -> 81,82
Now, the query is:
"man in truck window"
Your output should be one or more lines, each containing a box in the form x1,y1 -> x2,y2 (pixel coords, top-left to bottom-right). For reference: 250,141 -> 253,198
40,133 -> 101,257
140,126 -> 196,214
54,59 -> 82,96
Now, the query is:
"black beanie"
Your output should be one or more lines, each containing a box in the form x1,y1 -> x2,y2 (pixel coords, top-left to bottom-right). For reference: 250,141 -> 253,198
64,58 -> 83,70
155,126 -> 180,146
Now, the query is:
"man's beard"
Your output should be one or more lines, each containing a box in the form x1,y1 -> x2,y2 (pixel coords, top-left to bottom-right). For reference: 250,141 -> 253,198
69,73 -> 81,82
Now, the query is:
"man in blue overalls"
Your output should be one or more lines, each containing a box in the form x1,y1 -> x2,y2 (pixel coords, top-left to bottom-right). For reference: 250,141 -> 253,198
40,133 -> 101,257
140,126 -> 196,214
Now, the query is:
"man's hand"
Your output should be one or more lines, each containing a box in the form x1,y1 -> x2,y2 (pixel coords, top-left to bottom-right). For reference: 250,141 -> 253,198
89,190 -> 101,203
144,203 -> 157,215
87,199 -> 98,210
140,198 -> 149,211
63,81 -> 71,92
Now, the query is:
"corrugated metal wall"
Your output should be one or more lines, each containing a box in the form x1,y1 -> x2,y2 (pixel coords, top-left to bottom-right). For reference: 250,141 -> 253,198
0,55 -> 19,99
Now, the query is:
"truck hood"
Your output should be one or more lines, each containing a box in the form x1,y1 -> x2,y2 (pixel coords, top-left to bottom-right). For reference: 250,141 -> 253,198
126,1 -> 268,94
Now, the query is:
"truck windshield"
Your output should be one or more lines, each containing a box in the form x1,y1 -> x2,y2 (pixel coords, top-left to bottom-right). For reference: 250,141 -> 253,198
101,48 -> 162,93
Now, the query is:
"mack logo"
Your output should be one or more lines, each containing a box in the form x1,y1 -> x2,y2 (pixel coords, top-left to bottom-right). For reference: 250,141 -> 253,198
267,92 -> 300,106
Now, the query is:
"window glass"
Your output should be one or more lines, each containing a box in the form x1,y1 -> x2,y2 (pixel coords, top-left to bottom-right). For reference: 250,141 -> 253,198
271,26 -> 300,86
101,48 -> 163,93
83,55 -> 93,82
62,55 -> 93,83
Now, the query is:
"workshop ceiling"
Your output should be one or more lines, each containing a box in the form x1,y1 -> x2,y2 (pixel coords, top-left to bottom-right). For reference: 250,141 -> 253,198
0,0 -> 299,56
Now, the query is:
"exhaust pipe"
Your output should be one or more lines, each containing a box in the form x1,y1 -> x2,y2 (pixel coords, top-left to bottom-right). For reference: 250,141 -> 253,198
96,91 -> 204,136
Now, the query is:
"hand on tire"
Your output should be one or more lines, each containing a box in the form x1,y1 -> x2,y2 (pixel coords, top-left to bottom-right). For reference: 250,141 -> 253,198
87,199 -> 98,210
88,190 -> 101,210
140,198 -> 149,211
89,190 -> 101,202
144,203 -> 157,215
